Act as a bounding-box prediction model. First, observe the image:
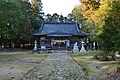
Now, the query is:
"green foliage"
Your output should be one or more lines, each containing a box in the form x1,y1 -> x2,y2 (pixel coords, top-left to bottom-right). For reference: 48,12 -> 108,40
0,0 -> 23,47
0,0 -> 43,48
45,13 -> 74,22
72,5 -> 83,22
97,0 -> 120,53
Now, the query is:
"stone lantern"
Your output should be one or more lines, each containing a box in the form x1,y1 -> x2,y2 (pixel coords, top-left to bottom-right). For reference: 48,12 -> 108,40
33,40 -> 37,51
80,41 -> 86,52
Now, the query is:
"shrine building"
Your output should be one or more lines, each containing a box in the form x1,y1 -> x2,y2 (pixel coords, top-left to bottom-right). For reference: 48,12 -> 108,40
32,22 -> 88,50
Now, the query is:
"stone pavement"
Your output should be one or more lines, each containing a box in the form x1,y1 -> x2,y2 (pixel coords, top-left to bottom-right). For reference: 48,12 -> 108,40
22,53 -> 96,80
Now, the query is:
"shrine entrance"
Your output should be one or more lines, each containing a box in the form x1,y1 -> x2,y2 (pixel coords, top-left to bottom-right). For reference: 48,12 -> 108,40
51,38 -> 70,50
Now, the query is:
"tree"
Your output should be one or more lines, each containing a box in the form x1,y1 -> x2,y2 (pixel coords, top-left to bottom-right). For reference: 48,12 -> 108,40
79,0 -> 120,54
31,0 -> 42,15
97,0 -> 120,53
59,15 -> 64,22
80,0 -> 100,23
67,13 -> 75,22
72,5 -> 83,22
15,0 -> 43,47
45,14 -> 53,22
0,0 -> 43,48
52,13 -> 59,22
0,0 -> 23,47
44,13 -> 75,22
30,0 -> 43,31
72,5 -> 90,34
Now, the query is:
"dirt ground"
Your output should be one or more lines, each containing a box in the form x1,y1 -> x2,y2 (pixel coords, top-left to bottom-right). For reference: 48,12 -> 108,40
0,62 -> 36,80
0,50 -> 48,80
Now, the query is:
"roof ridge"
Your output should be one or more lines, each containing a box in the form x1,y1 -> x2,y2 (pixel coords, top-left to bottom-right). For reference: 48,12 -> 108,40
39,22 -> 44,32
43,22 -> 77,24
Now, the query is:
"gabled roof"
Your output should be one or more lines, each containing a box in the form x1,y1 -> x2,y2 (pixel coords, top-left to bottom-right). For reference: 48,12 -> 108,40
32,22 -> 88,37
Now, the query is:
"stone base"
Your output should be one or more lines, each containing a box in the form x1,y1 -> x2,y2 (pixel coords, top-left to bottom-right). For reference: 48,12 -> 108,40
80,47 -> 86,52
73,49 -> 79,53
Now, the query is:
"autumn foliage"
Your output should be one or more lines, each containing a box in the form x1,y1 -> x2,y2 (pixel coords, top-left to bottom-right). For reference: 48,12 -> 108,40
77,0 -> 120,53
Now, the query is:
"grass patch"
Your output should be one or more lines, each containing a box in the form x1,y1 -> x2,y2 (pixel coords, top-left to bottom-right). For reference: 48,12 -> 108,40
71,51 -> 96,74
72,56 -> 94,74
72,51 -> 97,56
72,51 -> 120,79
0,51 -> 48,62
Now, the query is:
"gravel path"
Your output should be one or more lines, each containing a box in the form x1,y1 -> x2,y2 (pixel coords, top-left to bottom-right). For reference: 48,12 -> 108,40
22,53 -> 96,80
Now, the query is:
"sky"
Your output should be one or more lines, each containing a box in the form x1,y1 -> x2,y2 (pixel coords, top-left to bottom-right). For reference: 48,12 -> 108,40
42,0 -> 80,16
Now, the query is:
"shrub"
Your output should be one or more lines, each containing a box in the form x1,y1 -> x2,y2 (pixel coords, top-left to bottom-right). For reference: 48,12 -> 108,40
93,51 -> 108,61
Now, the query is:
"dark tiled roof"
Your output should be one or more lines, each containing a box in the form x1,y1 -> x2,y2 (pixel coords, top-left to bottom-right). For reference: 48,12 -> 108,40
32,22 -> 88,37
